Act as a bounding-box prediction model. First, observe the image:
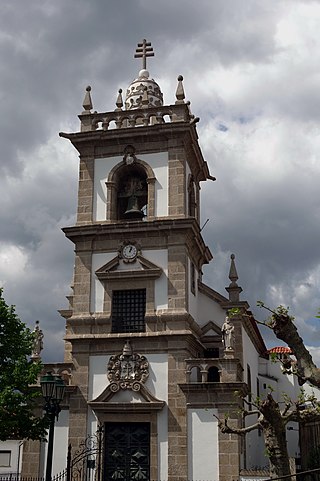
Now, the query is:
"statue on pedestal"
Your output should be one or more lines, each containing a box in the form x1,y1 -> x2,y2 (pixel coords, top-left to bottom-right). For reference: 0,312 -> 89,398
31,320 -> 44,360
221,316 -> 235,351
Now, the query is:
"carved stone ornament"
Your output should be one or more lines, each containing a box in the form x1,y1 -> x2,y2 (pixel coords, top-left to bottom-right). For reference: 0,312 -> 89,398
107,340 -> 149,392
123,145 -> 137,165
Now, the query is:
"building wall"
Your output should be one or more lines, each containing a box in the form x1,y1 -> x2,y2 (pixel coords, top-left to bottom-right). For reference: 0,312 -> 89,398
197,290 -> 225,328
40,409 -> 69,477
0,440 -> 23,476
187,408 -> 219,481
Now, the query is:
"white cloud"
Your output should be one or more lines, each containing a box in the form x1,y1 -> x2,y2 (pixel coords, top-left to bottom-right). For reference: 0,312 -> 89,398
0,244 -> 28,285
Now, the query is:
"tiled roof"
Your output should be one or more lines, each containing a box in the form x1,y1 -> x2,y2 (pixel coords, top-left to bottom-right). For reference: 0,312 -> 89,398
267,346 -> 292,354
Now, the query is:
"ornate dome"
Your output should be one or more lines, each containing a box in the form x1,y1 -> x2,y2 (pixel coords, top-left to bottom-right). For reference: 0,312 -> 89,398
125,69 -> 163,110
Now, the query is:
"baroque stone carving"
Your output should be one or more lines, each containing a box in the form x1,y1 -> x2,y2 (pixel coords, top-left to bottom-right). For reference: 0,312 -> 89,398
107,340 -> 149,391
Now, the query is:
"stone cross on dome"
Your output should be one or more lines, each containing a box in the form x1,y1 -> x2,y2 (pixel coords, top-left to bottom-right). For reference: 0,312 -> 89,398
134,39 -> 154,70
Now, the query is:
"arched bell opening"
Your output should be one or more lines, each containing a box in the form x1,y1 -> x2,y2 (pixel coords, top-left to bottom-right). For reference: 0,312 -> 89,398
116,164 -> 148,220
106,156 -> 156,222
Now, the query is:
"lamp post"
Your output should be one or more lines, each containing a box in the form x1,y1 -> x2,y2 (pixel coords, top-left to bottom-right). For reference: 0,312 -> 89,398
40,372 -> 66,481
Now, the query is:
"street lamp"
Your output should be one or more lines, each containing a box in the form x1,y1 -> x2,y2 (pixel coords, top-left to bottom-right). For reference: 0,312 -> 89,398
40,372 -> 66,481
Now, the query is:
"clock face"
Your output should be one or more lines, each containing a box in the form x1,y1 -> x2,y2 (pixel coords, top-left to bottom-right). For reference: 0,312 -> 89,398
122,244 -> 137,260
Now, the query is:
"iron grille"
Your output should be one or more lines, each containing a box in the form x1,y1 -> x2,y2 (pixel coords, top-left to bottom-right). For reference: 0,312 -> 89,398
111,289 -> 146,333
104,422 -> 150,481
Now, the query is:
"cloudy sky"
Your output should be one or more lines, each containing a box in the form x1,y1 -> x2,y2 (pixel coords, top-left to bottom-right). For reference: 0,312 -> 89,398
0,0 -> 320,362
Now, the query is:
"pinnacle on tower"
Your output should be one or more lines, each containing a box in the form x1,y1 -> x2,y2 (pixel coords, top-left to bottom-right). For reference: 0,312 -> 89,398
226,254 -> 243,302
115,88 -> 123,111
82,85 -> 93,114
175,75 -> 185,104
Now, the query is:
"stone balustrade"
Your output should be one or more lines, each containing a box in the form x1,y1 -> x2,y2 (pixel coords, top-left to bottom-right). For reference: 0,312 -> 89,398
185,357 -> 243,383
79,103 -> 195,132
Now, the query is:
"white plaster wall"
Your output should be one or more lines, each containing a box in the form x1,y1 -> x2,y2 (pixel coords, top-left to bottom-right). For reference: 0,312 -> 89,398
145,249 -> 168,310
94,156 -> 121,221
0,440 -> 23,475
88,353 -> 168,480
42,409 -> 69,476
90,249 -> 168,313
188,408 -> 219,481
197,289 -> 226,328
91,252 -> 114,312
93,152 -> 168,221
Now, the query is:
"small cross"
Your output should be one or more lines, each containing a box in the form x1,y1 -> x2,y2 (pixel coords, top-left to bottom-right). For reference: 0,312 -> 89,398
134,39 -> 154,70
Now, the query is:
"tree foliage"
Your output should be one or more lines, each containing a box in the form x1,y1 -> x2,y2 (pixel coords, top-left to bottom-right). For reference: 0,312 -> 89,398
0,289 -> 48,440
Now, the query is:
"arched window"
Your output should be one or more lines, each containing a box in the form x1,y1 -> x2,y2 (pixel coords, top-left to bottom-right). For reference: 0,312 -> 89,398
188,175 -> 196,218
116,164 -> 147,220
190,366 -> 201,382
106,156 -> 156,221
207,366 -> 220,382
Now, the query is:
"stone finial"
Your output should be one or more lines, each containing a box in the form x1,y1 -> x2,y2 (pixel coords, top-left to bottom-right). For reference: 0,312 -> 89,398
82,85 -> 93,114
115,88 -> 123,111
31,320 -> 44,360
225,254 -> 243,302
229,253 -> 238,286
175,75 -> 185,104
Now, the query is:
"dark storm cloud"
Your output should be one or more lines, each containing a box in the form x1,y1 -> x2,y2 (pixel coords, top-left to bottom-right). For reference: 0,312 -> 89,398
0,0 -> 319,361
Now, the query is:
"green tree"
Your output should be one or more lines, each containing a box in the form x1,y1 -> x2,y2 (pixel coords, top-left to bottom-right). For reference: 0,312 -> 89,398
0,289 -> 48,440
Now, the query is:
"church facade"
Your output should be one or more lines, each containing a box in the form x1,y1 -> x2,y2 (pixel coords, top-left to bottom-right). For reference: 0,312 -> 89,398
0,41 -> 306,481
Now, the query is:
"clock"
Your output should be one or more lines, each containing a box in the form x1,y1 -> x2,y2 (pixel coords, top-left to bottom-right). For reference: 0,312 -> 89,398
121,244 -> 138,261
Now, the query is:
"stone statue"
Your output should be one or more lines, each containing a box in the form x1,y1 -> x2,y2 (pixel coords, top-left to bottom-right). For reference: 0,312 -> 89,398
31,320 -> 44,359
221,316 -> 235,351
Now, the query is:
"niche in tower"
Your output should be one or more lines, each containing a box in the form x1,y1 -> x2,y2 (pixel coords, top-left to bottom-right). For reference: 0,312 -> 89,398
117,163 -> 148,220
106,152 -> 156,222
188,175 -> 197,218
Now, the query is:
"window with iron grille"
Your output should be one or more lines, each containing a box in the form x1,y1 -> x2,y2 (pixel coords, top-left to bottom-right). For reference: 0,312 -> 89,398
111,289 -> 146,333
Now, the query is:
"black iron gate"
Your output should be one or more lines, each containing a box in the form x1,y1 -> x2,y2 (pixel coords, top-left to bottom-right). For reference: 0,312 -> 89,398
66,425 -> 103,481
104,422 -> 150,481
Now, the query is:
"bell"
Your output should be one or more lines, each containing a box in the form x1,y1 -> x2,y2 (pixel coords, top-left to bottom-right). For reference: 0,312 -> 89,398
124,194 -> 144,219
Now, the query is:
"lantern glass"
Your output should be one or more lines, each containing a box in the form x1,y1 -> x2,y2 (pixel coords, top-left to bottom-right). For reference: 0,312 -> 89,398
40,372 -> 56,401
53,376 -> 66,404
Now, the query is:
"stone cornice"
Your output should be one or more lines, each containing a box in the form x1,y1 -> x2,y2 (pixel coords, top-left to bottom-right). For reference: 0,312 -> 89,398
63,217 -> 212,265
60,120 -> 212,182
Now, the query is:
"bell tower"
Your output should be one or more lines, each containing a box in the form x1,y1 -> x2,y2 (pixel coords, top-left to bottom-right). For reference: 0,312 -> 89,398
60,39 -> 215,336
58,40 -> 250,481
